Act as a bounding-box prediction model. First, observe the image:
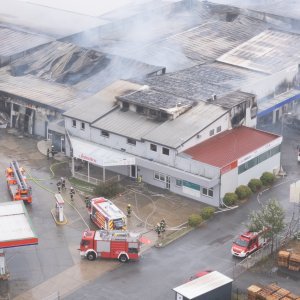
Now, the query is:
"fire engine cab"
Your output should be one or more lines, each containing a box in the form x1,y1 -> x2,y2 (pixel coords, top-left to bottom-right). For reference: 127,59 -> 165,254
5,161 -> 32,204
89,197 -> 126,231
80,229 -> 141,262
231,230 -> 268,258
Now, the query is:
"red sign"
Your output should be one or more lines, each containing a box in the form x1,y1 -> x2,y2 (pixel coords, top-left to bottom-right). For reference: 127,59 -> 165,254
80,153 -> 96,163
221,160 -> 237,175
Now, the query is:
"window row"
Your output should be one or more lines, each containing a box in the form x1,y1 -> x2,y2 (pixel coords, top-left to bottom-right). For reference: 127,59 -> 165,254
238,145 -> 281,174
176,179 -> 214,197
209,125 -> 222,137
72,119 -> 85,130
150,143 -> 169,156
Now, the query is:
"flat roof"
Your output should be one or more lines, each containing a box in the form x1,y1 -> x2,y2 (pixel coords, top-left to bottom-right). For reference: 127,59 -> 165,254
0,0 -> 107,38
0,202 -> 38,248
183,126 -> 280,168
63,80 -> 143,123
173,271 -> 233,299
218,29 -> 300,74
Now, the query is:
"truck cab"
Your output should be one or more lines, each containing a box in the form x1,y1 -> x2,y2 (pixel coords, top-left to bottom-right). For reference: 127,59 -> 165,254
231,232 -> 259,258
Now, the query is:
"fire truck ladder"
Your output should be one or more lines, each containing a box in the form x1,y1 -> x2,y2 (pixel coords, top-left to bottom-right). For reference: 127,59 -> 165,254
11,161 -> 28,191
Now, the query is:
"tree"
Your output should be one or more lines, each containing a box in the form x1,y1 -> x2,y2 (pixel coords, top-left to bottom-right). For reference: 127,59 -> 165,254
247,199 -> 285,253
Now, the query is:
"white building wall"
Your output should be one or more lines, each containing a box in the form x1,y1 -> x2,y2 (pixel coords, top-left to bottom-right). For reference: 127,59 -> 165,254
220,168 -> 238,198
238,153 -> 281,186
65,117 -> 91,140
242,65 -> 298,100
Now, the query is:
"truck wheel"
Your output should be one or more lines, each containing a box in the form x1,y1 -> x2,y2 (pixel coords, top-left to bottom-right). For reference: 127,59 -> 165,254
119,254 -> 128,263
86,251 -> 96,261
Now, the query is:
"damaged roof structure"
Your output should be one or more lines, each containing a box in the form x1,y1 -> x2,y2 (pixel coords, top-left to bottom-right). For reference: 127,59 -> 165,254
0,24 -> 54,67
9,41 -> 164,94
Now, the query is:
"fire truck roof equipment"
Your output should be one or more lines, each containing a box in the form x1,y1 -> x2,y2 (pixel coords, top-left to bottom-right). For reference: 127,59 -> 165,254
0,201 -> 38,248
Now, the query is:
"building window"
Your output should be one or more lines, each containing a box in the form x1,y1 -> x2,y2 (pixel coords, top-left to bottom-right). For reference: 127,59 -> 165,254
81,122 -> 85,130
216,126 -> 221,133
175,179 -> 182,187
162,147 -> 169,156
127,138 -> 136,146
72,120 -> 76,128
154,171 -> 166,182
209,129 -> 214,136
150,144 -> 157,152
202,187 -> 213,197
101,130 -> 109,138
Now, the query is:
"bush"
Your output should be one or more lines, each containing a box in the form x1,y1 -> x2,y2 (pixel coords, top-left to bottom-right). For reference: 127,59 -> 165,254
201,207 -> 216,220
94,182 -> 123,198
188,214 -> 203,227
235,185 -> 252,200
223,192 -> 238,206
248,178 -> 263,193
260,172 -> 275,186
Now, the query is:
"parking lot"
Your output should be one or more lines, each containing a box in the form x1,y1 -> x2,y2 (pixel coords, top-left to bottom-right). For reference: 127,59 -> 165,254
0,129 -> 206,299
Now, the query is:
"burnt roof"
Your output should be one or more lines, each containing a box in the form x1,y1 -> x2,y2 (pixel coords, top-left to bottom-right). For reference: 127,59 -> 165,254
117,87 -> 194,111
9,41 -> 164,94
144,62 -> 262,106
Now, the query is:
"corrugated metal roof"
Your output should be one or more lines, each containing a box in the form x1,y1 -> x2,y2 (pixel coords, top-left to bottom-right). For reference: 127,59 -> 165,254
63,80 -> 143,123
143,101 -> 226,148
218,29 -> 300,74
163,15 -> 268,63
10,41 -> 163,94
183,126 -> 280,168
209,0 -> 300,21
0,68 -> 89,111
92,109 -> 161,141
0,25 -> 53,57
145,62 -> 265,102
173,271 -> 233,299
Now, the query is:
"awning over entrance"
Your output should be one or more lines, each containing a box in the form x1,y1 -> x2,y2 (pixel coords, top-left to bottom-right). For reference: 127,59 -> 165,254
69,136 -> 135,167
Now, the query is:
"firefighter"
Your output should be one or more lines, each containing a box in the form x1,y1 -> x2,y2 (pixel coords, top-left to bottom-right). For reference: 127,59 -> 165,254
160,219 -> 166,233
70,186 -> 75,201
155,223 -> 161,237
47,148 -> 50,160
56,180 -> 61,193
127,204 -> 132,217
61,177 -> 66,190
51,145 -> 55,158
85,196 -> 90,208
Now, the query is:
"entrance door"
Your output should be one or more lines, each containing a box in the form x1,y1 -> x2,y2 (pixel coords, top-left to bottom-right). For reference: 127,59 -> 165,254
275,110 -> 280,122
166,176 -> 170,190
130,165 -> 137,178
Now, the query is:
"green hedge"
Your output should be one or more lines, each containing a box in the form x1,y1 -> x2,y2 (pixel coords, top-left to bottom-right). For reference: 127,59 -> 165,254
260,172 -> 275,186
188,214 -> 203,227
235,185 -> 252,200
248,178 -> 263,193
201,207 -> 216,220
223,192 -> 238,206
94,182 -> 124,198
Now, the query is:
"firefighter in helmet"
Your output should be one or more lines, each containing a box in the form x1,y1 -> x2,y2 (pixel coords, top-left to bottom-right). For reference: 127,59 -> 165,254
70,186 -> 75,201
160,219 -> 166,233
155,223 -> 161,237
127,204 -> 132,217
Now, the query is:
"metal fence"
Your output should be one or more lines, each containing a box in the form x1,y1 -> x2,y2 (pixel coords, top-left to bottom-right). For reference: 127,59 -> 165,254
73,171 -> 120,186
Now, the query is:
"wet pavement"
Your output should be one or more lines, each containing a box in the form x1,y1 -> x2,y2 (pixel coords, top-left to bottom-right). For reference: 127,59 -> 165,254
0,129 -> 206,299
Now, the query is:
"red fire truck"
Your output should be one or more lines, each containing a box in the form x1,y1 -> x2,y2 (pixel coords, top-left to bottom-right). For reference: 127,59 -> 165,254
89,197 -> 126,230
5,161 -> 32,204
231,230 -> 269,258
80,229 -> 141,262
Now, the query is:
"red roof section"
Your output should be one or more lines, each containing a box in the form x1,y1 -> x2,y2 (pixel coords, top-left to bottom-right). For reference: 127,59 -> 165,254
184,126 -> 280,168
